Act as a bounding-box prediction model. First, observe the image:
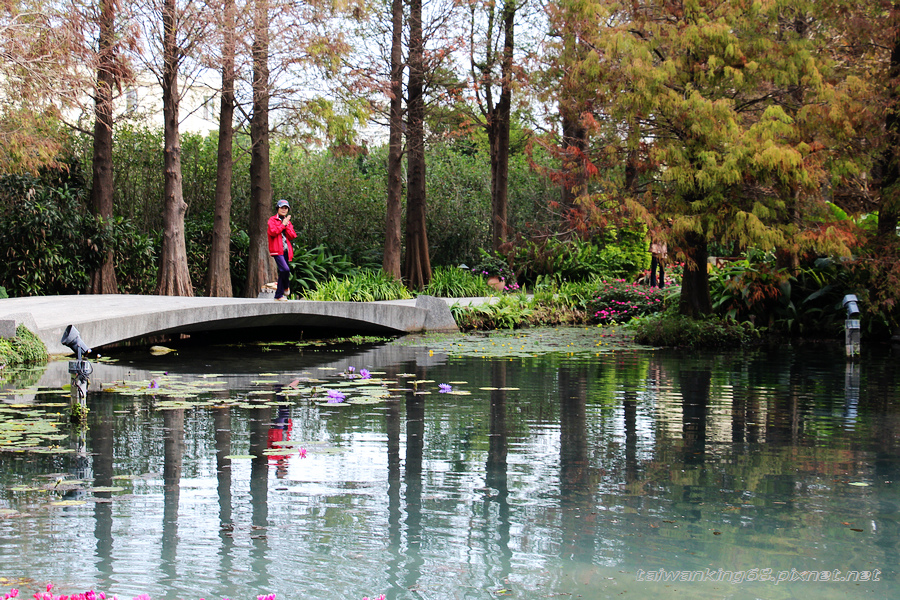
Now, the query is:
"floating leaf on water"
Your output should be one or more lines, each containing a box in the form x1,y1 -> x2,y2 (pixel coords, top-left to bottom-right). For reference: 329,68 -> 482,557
498,387 -> 520,391
479,387 -> 499,390
223,454 -> 256,460
262,448 -> 299,456
397,373 -> 416,378
0,508 -> 19,516
149,346 -> 177,356
251,380 -> 279,385
8,486 -> 41,492
50,500 -> 86,507
848,482 -> 870,487
317,401 -> 351,407
347,397 -> 386,405
318,367 -> 337,371
30,447 -> 74,454
448,390 -> 471,395
448,381 -> 468,385
112,475 -> 135,480
89,486 -> 125,493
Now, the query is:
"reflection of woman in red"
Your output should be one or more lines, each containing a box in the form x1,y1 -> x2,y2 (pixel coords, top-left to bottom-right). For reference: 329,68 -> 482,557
267,406 -> 293,479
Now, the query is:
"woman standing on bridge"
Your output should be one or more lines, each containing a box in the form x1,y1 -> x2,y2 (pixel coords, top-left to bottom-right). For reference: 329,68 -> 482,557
268,199 -> 297,301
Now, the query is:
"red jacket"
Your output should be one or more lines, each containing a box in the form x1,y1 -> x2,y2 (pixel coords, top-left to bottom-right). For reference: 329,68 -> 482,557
267,215 -> 297,261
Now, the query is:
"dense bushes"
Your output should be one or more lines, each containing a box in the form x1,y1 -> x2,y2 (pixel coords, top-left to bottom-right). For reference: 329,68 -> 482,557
631,313 -> 764,348
0,325 -> 48,367
0,173 -> 107,296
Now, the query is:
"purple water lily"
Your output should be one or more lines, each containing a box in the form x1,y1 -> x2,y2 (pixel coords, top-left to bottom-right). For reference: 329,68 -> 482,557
439,383 -> 452,393
327,389 -> 346,403
360,369 -> 371,379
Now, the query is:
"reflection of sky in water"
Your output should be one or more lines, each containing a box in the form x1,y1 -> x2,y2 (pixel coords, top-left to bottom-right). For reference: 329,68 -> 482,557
0,340 -> 896,600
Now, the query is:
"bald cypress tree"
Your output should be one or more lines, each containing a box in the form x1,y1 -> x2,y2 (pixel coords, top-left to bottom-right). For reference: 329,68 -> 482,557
546,0 -> 855,316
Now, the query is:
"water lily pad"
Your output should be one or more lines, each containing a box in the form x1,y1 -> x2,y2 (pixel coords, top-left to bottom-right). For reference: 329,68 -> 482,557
224,454 -> 256,460
347,397 -> 386,405
149,346 -> 177,355
848,482 -> 870,487
89,486 -> 126,493
50,500 -> 86,507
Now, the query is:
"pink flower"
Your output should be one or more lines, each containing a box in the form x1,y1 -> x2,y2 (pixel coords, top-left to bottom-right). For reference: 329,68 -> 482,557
299,447 -> 307,458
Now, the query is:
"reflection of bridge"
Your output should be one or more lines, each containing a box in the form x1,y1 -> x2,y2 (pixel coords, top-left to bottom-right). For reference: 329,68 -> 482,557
0,294 -> 459,355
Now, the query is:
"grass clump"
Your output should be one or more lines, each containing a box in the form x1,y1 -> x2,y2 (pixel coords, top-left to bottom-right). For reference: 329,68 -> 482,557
304,269 -> 413,302
424,265 -> 497,298
631,312 -> 764,348
450,295 -> 533,330
0,325 -> 48,367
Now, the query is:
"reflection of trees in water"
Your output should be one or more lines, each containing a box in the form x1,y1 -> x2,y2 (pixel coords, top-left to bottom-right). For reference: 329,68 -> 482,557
403,386 -> 425,593
213,407 -> 234,580
89,401 -> 115,586
484,361 -> 512,587
558,366 -> 598,562
249,406 -> 272,593
161,408 -> 184,586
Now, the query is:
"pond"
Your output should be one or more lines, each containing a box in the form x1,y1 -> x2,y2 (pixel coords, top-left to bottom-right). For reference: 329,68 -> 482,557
0,327 -> 897,600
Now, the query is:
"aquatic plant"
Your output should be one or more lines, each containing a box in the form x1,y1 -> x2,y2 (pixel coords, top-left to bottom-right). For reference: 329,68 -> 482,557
326,389 -> 346,403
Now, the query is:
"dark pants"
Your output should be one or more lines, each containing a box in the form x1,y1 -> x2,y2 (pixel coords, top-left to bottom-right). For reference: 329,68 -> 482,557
274,253 -> 291,298
650,254 -> 665,288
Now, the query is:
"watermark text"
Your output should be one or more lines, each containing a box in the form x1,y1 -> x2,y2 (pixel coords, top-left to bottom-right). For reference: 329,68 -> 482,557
635,568 -> 881,585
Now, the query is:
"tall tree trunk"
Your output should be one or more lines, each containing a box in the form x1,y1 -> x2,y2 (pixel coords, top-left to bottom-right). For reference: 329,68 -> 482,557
678,230 -> 711,317
383,0 -> 404,281
487,1 -> 513,253
878,16 -> 900,240
156,0 -> 193,296
89,0 -> 118,294
245,0 -> 272,298
403,0 -> 430,291
207,0 -> 236,297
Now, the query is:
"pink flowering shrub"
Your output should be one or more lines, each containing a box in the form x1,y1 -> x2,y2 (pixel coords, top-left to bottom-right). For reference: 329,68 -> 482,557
589,279 -> 668,324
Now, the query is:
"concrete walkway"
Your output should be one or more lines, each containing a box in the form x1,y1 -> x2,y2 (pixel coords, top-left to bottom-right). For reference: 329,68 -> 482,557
0,294 -> 486,355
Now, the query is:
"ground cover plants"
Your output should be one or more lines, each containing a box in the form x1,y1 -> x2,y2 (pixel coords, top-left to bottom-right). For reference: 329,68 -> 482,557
0,326 -> 48,368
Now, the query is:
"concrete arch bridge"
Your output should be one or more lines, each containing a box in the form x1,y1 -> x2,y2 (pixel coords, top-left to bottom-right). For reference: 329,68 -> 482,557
0,294 -> 460,355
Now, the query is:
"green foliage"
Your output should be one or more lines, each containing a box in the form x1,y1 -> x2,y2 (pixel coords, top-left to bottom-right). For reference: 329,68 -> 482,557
304,269 -> 413,301
290,245 -> 357,294
113,223 -> 158,295
631,313 -> 764,348
587,279 -> 671,324
424,265 -> 497,297
503,231 -> 646,286
0,286 -> 7,299
99,128 -> 558,272
450,295 -> 534,330
709,255 -> 849,337
0,325 -> 48,366
0,172 -> 107,296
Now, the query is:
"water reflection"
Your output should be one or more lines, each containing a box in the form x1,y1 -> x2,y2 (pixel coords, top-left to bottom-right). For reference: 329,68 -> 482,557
161,409 -> 184,588
0,343 -> 897,599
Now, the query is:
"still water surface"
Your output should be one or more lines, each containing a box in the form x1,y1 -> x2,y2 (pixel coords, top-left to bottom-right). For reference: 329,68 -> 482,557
0,331 -> 897,600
